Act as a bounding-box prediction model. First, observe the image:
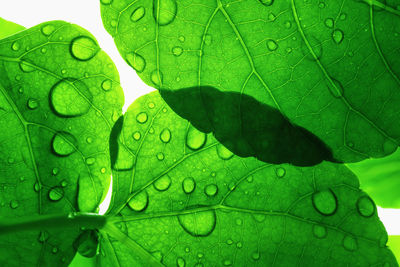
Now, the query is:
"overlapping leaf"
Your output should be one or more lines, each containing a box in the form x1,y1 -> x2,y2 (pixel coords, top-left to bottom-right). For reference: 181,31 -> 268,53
0,20 -> 124,266
99,92 -> 397,266
101,0 -> 400,164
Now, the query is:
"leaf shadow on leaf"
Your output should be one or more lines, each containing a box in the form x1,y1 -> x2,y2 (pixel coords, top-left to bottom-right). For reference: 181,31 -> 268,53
160,86 -> 338,166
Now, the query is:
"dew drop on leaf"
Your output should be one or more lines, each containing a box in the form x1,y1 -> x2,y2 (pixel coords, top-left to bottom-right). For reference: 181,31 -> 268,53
50,78 -> 92,117
383,139 -> 397,155
268,13 -> 276,21
172,46 -> 183,56
223,259 -> 233,266
70,36 -> 99,61
284,21 -> 292,28
38,231 -> 49,243
332,29 -> 344,44
259,0 -> 273,6
340,13 -> 347,20
48,187 -> 64,201
136,112 -> 148,124
27,98 -> 39,110
100,0 -> 113,5
61,180 -> 68,187
101,79 -> 112,91
133,131 -> 141,140
216,144 -> 233,160
275,167 -> 286,178
343,235 -> 357,251
34,183 -> 40,192
182,177 -> 196,194
266,39 -> 278,51
19,60 -> 35,73
356,196 -> 375,217
130,6 -> 145,22
148,102 -> 155,109
126,52 -> 146,73
153,0 -> 177,26
52,167 -> 59,175
160,128 -> 171,143
312,189 -> 337,216
204,184 -> 218,197
150,70 -> 163,86
156,152 -> 165,161
327,78 -> 344,98
186,126 -> 207,150
154,175 -> 171,191
324,18 -> 334,29
313,224 -> 327,238
251,251 -> 260,261
86,157 -> 96,165
178,209 -> 216,237
10,200 -> 19,209
176,257 -> 186,267
11,41 -> 20,51
128,190 -> 148,212
41,24 -> 55,36
52,131 -> 77,156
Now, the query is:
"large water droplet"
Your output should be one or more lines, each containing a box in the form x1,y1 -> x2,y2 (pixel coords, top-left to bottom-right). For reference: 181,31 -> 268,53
52,131 -> 78,156
126,52 -> 146,73
216,144 -> 233,160
154,175 -> 171,191
160,128 -> 171,143
19,60 -> 35,73
178,208 -> 216,237
182,177 -> 196,194
204,184 -> 218,197
70,36 -> 99,61
332,29 -> 344,44
259,0 -> 273,6
41,24 -> 55,36
128,191 -> 149,211
153,0 -> 177,26
74,230 -> 99,258
150,70 -> 163,86
27,98 -> 39,110
356,196 -> 375,217
312,189 -> 337,216
50,78 -> 92,117
186,126 -> 207,150
343,235 -> 357,251
48,187 -> 64,201
131,7 -> 145,22
313,225 -> 327,238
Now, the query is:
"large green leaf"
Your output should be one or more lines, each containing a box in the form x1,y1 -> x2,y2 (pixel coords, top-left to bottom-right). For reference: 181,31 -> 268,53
101,0 -> 400,164
99,91 -> 397,266
0,21 -> 124,266
347,149 -> 400,208
0,18 -> 24,39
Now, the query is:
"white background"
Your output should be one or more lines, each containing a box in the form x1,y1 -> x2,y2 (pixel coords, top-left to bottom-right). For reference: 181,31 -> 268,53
0,0 -> 398,252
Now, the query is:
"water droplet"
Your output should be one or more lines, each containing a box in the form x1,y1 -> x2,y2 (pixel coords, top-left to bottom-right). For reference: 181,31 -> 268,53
38,231 -> 49,242
216,144 -> 233,160
268,13 -> 276,21
61,180 -> 68,187
86,137 -> 93,144
179,36 -> 185,42
318,2 -> 325,8
251,251 -> 260,260
41,24 -> 55,36
128,191 -> 148,211
150,70 -> 163,86
343,235 -> 357,251
131,6 -> 145,22
327,78 -> 344,98
383,139 -> 397,155
19,60 -> 35,72
266,39 -> 278,51
52,167 -> 59,175
172,46 -> 183,56
324,18 -> 334,28
15,75 -> 21,81
136,112 -> 148,123
126,52 -> 146,73
133,131 -> 141,140
149,127 -> 155,134
176,257 -> 186,267
101,167 -> 106,174
34,183 -> 40,192
148,102 -> 155,109
100,0 -> 113,4
160,128 -> 171,143
154,175 -> 171,191
48,187 -> 64,201
41,48 -> 47,54
156,152 -> 165,161
275,167 -> 286,178
339,13 -> 347,20
236,242 -> 243,248
52,247 -> 58,254
50,78 -> 92,117
101,79 -> 112,91
223,259 -> 233,266
312,189 -> 338,216
332,29 -> 344,44
186,126 -> 206,150
235,218 -> 243,226
10,200 -> 19,209
178,209 -> 216,237
182,177 -> 196,194
356,196 -> 375,217
52,131 -> 77,156
313,225 -> 327,238
284,21 -> 292,29
11,41 -> 20,51
70,36 -> 99,61
204,184 -> 218,197
259,0 -> 273,6
86,157 -> 96,165
153,0 -> 177,26
27,98 -> 39,110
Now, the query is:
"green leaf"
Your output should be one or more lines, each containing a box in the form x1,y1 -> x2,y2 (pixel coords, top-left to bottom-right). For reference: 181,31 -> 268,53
389,236 -> 400,264
99,91 -> 397,266
0,21 -> 123,266
0,17 -> 25,39
347,149 -> 400,208
101,0 -> 400,163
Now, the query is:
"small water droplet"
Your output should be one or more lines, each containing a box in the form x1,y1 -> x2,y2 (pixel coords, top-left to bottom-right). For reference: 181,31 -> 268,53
52,167 -> 59,175
216,144 -> 233,160
101,167 -> 106,174
86,157 -> 96,165
48,187 -> 64,201
324,18 -> 334,28
15,75 -> 21,81
313,225 -> 327,238
182,177 -> 196,194
101,79 -> 112,91
156,152 -> 165,161
268,13 -> 276,21
136,112 -> 148,123
148,102 -> 155,109
128,191 -> 148,211
52,131 -> 77,156
266,39 -> 278,51
235,218 -> 243,226
70,36 -> 99,61
356,195 -> 375,217
318,2 -> 325,8
259,0 -> 273,6
150,70 -> 163,86
179,36 -> 185,42
186,126 -> 207,150
284,21 -> 292,29
126,52 -> 146,73
339,13 -> 347,20
153,0 -> 177,26
19,60 -> 35,73
332,29 -> 344,44
275,167 -> 286,178
86,137 -> 93,144
160,128 -> 171,143
312,189 -> 338,216
61,180 -> 68,187
41,48 -> 47,54
172,46 -> 183,56
176,257 -> 186,267
34,183 -> 40,192
223,259 -> 233,266
131,6 -> 145,22
27,98 -> 39,110
251,251 -> 260,260
52,247 -> 58,254
11,41 -> 20,51
10,200 -> 19,209
133,131 -> 141,140
343,235 -> 357,251
204,184 -> 218,197
38,231 -> 49,242
178,209 -> 216,237
41,24 -> 55,36
154,175 -> 171,191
